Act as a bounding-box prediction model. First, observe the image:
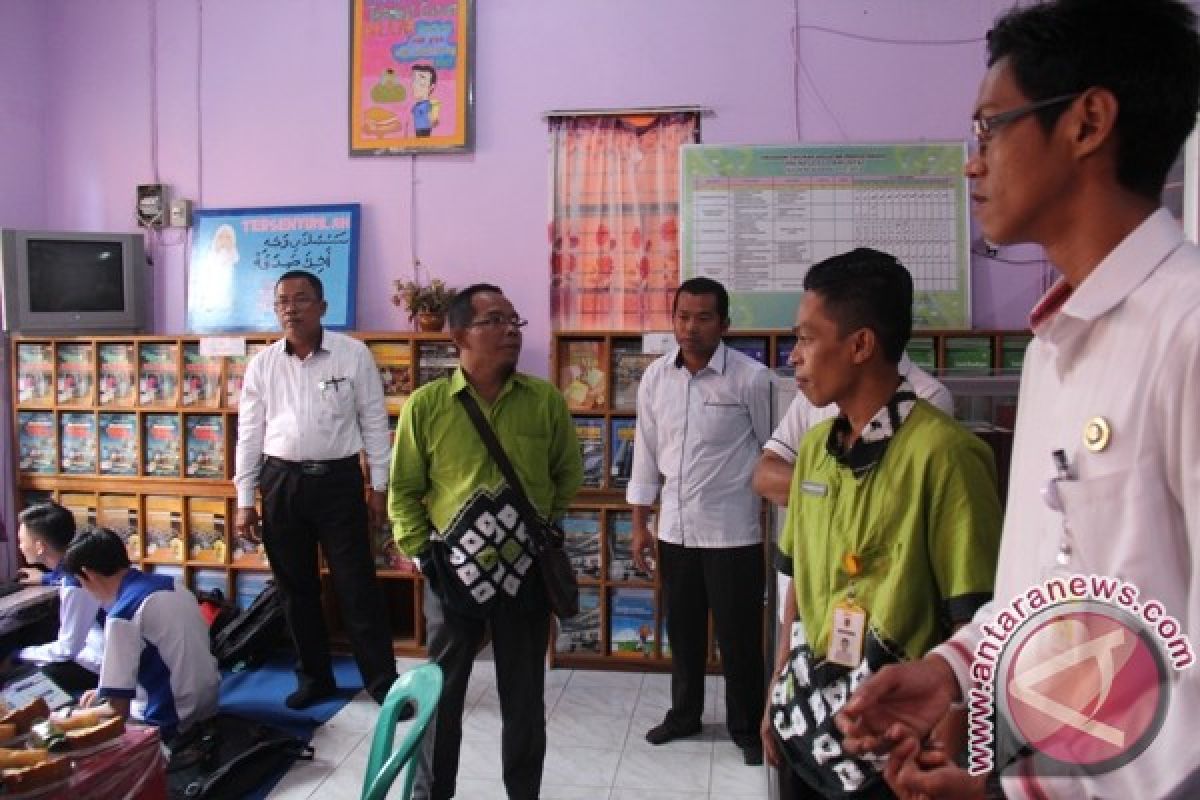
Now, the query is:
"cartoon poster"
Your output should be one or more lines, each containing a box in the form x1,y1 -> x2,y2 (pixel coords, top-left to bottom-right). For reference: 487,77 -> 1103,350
187,204 -> 360,333
350,0 -> 474,155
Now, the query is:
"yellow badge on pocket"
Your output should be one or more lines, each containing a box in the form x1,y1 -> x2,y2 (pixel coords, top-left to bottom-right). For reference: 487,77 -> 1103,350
828,599 -> 867,668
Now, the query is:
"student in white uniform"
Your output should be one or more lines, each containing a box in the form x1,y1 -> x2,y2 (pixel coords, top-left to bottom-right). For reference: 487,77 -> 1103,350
836,1 -> 1200,798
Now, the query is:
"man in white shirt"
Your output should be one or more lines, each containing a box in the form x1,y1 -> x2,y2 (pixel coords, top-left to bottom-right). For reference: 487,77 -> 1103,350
234,270 -> 397,709
837,1 -> 1200,798
752,354 -> 953,506
628,277 -> 772,766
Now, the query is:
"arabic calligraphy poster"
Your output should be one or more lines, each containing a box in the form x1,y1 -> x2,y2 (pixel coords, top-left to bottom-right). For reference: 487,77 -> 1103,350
349,0 -> 474,155
187,204 -> 360,333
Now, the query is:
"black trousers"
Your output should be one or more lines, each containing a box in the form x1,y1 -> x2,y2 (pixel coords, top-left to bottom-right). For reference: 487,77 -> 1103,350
259,457 -> 396,695
414,581 -> 551,800
659,540 -> 765,748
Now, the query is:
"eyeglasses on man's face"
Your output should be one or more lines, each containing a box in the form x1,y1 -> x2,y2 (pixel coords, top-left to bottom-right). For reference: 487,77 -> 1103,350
467,313 -> 529,330
273,296 -> 319,311
970,92 -> 1081,151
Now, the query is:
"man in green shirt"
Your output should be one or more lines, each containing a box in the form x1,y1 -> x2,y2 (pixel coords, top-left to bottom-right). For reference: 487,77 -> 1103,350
389,283 -> 582,800
761,249 -> 1002,798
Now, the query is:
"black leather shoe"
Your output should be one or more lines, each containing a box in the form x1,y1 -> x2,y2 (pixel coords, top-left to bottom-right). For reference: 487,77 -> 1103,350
285,682 -> 337,710
741,744 -> 764,766
645,719 -> 703,745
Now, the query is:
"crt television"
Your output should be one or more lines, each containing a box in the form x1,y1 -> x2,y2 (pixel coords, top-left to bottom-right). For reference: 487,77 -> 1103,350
1,229 -> 147,334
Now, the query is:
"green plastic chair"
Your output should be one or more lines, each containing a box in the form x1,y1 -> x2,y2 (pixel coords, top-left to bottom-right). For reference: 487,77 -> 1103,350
360,663 -> 444,800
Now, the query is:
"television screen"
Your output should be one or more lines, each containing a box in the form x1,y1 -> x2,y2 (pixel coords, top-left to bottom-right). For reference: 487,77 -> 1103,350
27,239 -> 126,313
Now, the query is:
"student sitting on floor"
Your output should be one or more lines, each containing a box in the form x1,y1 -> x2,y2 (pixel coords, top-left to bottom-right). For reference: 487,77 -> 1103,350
2,502 -> 106,695
63,528 -> 219,744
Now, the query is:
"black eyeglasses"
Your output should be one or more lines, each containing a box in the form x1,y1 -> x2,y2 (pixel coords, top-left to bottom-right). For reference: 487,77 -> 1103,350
467,314 -> 528,330
971,92 -> 1081,149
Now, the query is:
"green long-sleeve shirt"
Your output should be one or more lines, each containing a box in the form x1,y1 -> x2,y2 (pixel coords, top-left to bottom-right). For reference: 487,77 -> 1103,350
387,367 -> 583,557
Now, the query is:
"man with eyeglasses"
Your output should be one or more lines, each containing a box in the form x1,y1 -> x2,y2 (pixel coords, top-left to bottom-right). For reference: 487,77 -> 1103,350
389,283 -> 582,800
836,2 -> 1200,799
234,270 -> 398,710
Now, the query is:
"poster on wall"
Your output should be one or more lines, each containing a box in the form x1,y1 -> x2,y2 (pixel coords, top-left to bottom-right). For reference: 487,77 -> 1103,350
349,0 -> 474,155
186,204 -> 360,333
680,143 -> 971,330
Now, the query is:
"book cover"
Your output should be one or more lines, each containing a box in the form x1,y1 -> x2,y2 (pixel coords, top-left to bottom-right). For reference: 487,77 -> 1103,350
97,494 -> 140,560
181,343 -> 222,408
187,497 -> 228,563
726,337 -> 769,366
555,587 -> 602,655
144,495 -> 184,562
373,522 -> 417,573
97,342 -> 136,406
611,346 -> 657,411
16,411 -> 56,474
138,342 -> 179,406
609,418 -> 636,489
15,343 -> 53,407
561,510 -> 601,580
775,336 -> 797,369
191,568 -> 228,598
231,521 -> 268,568
416,341 -> 458,387
225,342 -> 268,409
98,412 -> 138,476
234,571 -> 273,611
906,336 -> 937,372
143,413 -> 182,477
59,492 -> 97,531
58,411 -> 97,475
368,341 -> 413,414
559,340 -> 606,411
573,416 -> 605,489
606,510 -> 653,583
184,414 -> 225,479
610,587 -> 656,658
943,337 -> 993,374
55,343 -> 94,406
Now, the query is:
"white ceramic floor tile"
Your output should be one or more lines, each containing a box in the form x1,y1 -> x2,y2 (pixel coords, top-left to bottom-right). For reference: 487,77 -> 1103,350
547,709 -> 631,750
555,685 -> 641,717
265,759 -> 334,799
455,734 -> 506,780
709,743 -> 769,796
610,791 -> 705,800
541,745 -> 623,788
461,702 -> 505,741
450,778 -> 512,799
613,747 -> 712,793
566,669 -> 645,691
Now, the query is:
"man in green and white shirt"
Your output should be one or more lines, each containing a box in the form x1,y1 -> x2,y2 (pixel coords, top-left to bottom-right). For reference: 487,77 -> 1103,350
389,283 -> 582,800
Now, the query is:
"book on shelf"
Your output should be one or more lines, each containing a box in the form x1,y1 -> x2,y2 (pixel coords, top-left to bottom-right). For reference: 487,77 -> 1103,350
55,343 -> 94,406
59,492 -> 97,531
191,568 -> 227,598
138,342 -> 179,406
555,587 -> 602,655
225,342 -> 268,409
234,571 -> 273,610
143,413 -> 182,478
611,347 -> 657,411
97,494 -> 140,560
609,418 -> 636,489
906,337 -> 937,372
561,510 -> 601,580
184,414 -> 225,479
726,337 -> 769,367
16,411 -> 56,474
373,522 -> 417,573
144,495 -> 185,562
610,587 -> 656,658
774,336 -> 796,369
416,341 -> 458,387
59,411 -> 97,475
606,510 -> 653,582
98,412 -> 138,476
573,417 -> 605,489
559,340 -> 606,411
187,497 -> 228,562
182,343 -> 222,408
368,341 -> 413,413
15,342 -> 53,406
97,342 -> 136,406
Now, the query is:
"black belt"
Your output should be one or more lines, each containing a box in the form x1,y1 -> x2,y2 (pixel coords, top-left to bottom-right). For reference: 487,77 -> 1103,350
263,455 -> 360,477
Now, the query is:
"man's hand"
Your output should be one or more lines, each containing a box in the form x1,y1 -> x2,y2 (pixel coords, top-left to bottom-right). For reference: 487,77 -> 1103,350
631,523 -> 656,575
884,735 -> 988,800
367,489 -> 387,531
16,566 -> 45,585
235,506 -> 260,541
79,689 -> 98,709
761,709 -> 784,768
836,656 -> 960,757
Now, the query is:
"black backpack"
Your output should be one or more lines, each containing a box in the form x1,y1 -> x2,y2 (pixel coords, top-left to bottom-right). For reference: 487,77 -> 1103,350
168,713 -> 314,800
210,581 -> 290,671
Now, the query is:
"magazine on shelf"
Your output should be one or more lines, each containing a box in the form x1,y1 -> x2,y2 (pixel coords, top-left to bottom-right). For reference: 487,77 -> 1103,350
774,336 -> 796,369
97,494 -> 140,560
59,493 -> 97,531
143,413 -> 182,478
187,497 -> 228,562
59,411 -> 97,475
55,342 -> 94,406
144,495 -> 184,562
225,342 -> 268,408
98,342 -> 136,406
555,587 -> 602,655
16,411 -> 55,474
15,343 -> 53,406
138,342 -> 179,406
416,341 -> 458,386
573,417 -> 605,488
368,341 -> 413,413
608,418 -> 636,489
561,510 -> 601,580
726,337 -> 769,367
611,346 -> 657,411
559,340 -> 606,411
182,343 -> 222,408
98,412 -> 138,476
606,510 -> 653,583
184,414 -> 225,479
610,587 -> 656,658
235,571 -> 273,610
191,568 -> 227,598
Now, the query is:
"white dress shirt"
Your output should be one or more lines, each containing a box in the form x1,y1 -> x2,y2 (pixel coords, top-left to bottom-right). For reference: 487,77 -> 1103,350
234,330 -> 390,507
627,342 -> 772,548
763,354 -> 954,463
932,210 -> 1200,799
17,575 -> 104,674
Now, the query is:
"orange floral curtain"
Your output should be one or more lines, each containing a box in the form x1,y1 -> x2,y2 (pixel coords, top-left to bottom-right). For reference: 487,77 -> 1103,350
549,113 -> 699,331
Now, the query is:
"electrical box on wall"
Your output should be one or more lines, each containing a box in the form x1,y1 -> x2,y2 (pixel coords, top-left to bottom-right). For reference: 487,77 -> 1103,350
136,184 -> 166,228
169,199 -> 192,228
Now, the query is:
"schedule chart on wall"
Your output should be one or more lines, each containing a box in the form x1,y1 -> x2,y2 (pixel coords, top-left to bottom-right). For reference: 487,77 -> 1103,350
680,143 -> 971,329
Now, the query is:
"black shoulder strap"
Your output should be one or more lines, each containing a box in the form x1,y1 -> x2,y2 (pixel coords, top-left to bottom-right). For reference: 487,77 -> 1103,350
456,391 -> 548,548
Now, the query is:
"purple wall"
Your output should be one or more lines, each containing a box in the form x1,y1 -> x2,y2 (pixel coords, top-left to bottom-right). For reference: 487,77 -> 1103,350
1,0 -> 1050,374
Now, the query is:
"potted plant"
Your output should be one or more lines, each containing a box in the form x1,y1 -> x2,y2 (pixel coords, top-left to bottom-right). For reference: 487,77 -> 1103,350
392,270 -> 457,332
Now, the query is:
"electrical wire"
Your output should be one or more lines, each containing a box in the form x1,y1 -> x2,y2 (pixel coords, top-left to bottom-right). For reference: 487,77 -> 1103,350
410,154 -> 420,280
794,23 -> 984,47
